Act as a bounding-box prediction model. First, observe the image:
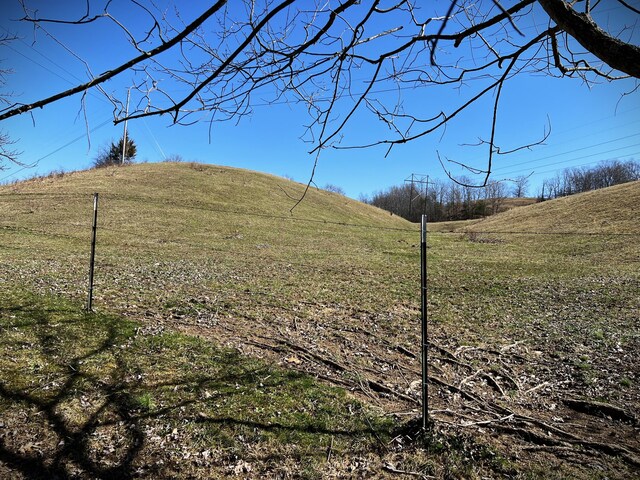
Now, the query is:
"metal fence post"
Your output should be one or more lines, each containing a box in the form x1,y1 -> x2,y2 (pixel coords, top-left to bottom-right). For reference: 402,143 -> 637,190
420,214 -> 429,429
87,193 -> 99,312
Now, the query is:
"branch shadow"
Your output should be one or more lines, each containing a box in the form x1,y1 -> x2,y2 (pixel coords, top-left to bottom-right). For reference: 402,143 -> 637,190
0,293 -> 386,479
0,297 -> 144,479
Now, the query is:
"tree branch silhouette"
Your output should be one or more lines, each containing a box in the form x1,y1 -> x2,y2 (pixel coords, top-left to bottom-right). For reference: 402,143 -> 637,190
1,0 -> 638,186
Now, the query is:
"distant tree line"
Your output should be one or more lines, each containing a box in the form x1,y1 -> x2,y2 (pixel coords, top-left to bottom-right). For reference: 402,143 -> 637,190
365,159 -> 639,223
362,177 -> 510,223
539,159 -> 640,200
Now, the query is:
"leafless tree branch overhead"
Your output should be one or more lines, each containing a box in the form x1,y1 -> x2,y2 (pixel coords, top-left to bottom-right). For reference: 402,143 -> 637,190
0,0 -> 638,182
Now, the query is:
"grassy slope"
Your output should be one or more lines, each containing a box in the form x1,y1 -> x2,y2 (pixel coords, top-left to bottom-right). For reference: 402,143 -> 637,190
499,197 -> 539,210
1,164 -> 639,479
0,163 -> 413,479
0,161 -> 409,228
0,161 -> 417,319
0,162 -> 413,304
466,180 -> 640,234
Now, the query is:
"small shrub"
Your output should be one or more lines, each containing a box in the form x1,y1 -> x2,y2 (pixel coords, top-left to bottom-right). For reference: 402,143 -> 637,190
324,183 -> 345,195
163,154 -> 185,163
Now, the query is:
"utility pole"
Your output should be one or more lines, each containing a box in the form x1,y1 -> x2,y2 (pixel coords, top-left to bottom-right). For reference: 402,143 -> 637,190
121,89 -> 131,165
408,175 -> 415,215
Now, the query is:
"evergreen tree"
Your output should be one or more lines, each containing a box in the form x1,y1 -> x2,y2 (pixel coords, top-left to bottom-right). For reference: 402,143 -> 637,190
93,136 -> 137,168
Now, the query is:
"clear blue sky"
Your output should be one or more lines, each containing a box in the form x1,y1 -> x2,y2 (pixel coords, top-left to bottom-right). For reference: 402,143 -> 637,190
1,1 -> 638,199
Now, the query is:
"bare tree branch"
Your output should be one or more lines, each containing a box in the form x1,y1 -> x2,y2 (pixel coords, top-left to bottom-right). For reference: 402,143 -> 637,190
0,0 -> 229,121
616,0 -> 640,16
538,0 -> 640,78
0,0 -> 638,185
0,131 -> 22,169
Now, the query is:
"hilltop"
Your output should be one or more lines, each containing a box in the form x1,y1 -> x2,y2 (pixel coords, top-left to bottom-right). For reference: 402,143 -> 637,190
1,162 -> 410,229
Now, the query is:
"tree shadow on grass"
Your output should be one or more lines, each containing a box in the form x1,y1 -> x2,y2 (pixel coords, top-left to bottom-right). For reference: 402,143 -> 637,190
0,292 -> 387,479
0,295 -> 145,479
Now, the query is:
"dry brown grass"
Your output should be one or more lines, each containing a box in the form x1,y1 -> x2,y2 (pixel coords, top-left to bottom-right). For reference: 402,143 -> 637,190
499,196 -> 539,211
466,181 -> 640,234
0,162 -> 411,229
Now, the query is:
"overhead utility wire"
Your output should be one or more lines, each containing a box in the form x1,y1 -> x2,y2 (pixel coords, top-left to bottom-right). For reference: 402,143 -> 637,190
494,143 -> 640,177
492,133 -> 640,173
1,26 -> 168,172
3,21 -> 638,181
527,151 -> 640,177
490,118 -> 640,170
0,118 -> 113,183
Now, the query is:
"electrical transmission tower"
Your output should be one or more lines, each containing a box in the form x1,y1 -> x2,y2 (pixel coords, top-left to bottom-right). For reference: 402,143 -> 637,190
404,173 -> 432,216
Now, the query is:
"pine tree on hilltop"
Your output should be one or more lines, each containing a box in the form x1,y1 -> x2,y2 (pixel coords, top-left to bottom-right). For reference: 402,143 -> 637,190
93,136 -> 137,168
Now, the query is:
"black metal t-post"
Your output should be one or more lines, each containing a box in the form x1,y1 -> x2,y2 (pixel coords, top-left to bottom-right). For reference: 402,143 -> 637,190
420,214 -> 428,429
87,193 -> 99,312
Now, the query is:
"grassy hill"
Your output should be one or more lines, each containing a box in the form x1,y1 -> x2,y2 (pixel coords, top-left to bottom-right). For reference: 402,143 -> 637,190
0,163 -> 419,479
0,162 -> 413,298
0,162 -> 418,332
1,163 -> 639,479
499,196 -> 539,211
465,180 -> 640,234
1,161 -> 409,227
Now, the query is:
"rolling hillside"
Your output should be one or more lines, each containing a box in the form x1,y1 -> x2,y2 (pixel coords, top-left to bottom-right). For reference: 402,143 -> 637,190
0,161 -> 410,228
0,163 -> 420,479
1,163 -> 639,479
465,180 -> 640,234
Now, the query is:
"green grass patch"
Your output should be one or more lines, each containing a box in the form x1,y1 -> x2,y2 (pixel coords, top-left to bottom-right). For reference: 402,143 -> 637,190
0,286 -> 392,479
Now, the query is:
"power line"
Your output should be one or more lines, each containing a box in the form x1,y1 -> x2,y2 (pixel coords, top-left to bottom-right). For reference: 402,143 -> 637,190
525,153 -> 640,178
4,43 -> 81,89
490,117 -> 640,171
1,25 -> 169,175
0,118 -> 113,183
492,133 -> 640,174
3,20 -> 638,188
0,29 -> 110,108
494,144 -> 640,177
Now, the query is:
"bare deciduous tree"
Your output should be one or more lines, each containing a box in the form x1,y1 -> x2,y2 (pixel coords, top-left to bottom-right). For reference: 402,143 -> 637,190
0,131 -> 20,170
484,180 -> 508,214
0,34 -> 21,169
542,158 -> 640,198
324,184 -> 346,195
367,176 -> 512,221
512,175 -> 530,198
0,1 -> 638,184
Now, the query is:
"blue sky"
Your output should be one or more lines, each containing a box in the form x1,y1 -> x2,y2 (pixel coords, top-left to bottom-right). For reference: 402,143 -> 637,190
1,1 -> 638,200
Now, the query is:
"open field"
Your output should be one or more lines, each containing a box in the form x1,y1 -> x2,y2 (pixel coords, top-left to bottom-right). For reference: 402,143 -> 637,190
1,164 -> 638,478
